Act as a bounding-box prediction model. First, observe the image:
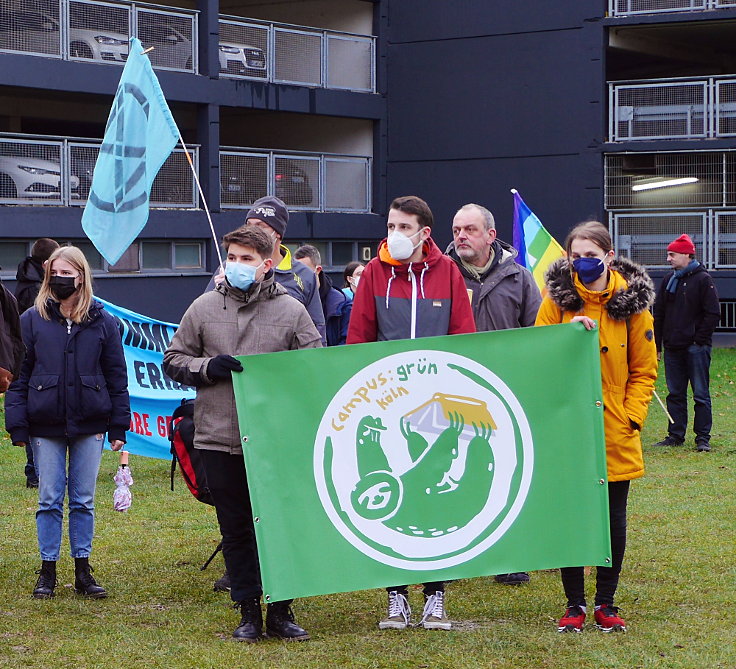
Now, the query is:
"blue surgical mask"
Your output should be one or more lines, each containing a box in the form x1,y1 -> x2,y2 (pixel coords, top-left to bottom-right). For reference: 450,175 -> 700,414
225,261 -> 264,292
573,256 -> 606,284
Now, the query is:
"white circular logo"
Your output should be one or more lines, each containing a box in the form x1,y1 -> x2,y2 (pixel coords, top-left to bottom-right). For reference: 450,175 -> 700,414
314,350 -> 534,569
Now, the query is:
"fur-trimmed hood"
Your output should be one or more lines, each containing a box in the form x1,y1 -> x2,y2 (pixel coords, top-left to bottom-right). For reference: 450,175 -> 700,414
544,256 -> 655,321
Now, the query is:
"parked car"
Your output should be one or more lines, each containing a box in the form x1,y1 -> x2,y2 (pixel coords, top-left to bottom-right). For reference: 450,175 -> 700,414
0,9 -> 128,61
137,23 -> 193,70
0,155 -> 79,199
218,41 -> 266,78
69,27 -> 128,62
220,159 -> 314,208
0,10 -> 197,69
0,9 -> 62,55
275,161 -> 314,206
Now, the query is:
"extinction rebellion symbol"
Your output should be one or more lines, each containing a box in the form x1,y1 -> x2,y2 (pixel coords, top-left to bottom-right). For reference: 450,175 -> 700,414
314,351 -> 534,570
88,83 -> 150,214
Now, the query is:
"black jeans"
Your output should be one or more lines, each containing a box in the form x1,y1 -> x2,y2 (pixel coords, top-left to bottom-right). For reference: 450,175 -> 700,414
25,443 -> 38,483
664,345 -> 713,442
561,480 -> 630,608
201,449 -> 291,607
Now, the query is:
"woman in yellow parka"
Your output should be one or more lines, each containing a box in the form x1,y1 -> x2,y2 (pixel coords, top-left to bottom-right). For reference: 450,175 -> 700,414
535,221 -> 657,634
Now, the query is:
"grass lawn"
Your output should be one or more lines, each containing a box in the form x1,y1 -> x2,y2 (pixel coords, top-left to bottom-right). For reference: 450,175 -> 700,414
0,351 -> 734,668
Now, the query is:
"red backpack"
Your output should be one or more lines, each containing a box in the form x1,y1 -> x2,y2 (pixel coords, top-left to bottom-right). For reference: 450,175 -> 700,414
169,399 -> 214,506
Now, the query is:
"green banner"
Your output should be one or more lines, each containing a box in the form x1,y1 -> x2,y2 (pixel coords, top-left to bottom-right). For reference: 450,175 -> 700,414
232,323 -> 609,603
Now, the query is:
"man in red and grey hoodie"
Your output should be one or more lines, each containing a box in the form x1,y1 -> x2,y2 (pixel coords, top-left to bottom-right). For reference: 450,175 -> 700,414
346,195 -> 475,631
347,195 -> 475,344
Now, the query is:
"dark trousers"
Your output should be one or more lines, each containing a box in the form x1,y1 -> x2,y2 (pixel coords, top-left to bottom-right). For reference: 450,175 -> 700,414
561,480 -> 630,608
387,582 -> 444,596
25,443 -> 38,483
201,449 -> 292,606
664,345 -> 713,442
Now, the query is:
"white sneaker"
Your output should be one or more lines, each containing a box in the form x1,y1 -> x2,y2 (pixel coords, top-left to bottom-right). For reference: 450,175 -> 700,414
378,590 -> 411,630
420,590 -> 451,630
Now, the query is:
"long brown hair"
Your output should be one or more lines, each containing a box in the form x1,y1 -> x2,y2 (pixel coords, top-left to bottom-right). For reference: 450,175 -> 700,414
35,246 -> 94,323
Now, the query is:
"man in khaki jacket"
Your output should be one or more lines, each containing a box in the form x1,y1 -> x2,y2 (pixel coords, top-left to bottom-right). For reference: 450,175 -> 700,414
164,226 -> 321,643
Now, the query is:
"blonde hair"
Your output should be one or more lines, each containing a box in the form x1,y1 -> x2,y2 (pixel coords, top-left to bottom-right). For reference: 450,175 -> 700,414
35,246 -> 94,323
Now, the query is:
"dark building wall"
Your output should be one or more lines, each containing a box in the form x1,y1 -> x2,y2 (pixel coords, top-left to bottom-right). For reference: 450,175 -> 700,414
384,1 -> 606,248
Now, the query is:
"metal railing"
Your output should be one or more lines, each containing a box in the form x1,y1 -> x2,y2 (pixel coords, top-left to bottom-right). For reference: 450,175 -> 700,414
218,16 -> 375,92
0,134 -> 371,213
609,0 -> 736,16
609,76 -> 736,141
0,3 -> 375,90
220,148 -> 371,212
610,209 -> 736,269
0,133 -> 198,207
720,300 -> 736,331
0,0 -> 198,73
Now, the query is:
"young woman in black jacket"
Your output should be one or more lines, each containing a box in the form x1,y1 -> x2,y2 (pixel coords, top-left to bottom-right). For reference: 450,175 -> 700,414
5,246 -> 130,599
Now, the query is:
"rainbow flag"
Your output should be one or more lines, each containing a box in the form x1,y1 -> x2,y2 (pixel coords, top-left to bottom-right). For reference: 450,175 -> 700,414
511,189 -> 565,291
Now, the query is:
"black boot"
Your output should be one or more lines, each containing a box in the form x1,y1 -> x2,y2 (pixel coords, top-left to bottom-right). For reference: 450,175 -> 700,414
213,569 -> 231,592
74,558 -> 107,598
265,601 -> 310,641
33,560 -> 57,599
233,598 -> 263,642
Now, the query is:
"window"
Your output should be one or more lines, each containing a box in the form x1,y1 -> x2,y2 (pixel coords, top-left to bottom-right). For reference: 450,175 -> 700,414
142,242 -> 170,270
108,244 -> 140,273
287,240 -> 378,270
70,241 -> 103,271
174,243 -> 201,269
0,241 -> 29,274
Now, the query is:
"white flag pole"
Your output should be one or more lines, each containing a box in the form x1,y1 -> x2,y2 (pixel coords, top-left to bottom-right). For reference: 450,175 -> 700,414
178,134 -> 224,273
653,389 -> 674,424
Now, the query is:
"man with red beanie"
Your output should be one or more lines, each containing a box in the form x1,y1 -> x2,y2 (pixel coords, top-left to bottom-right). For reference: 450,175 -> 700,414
653,234 -> 720,452
347,195 -> 475,631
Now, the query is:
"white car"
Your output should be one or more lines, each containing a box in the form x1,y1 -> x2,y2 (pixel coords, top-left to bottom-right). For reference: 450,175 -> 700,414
0,155 -> 79,200
0,9 -> 129,62
0,10 -> 194,69
69,26 -> 129,63
219,41 -> 266,77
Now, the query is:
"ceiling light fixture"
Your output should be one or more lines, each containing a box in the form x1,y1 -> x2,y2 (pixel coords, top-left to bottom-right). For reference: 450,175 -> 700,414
632,177 -> 699,192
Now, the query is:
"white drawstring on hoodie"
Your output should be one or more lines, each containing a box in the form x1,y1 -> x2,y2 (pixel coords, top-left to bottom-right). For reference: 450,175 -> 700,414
385,262 -> 429,340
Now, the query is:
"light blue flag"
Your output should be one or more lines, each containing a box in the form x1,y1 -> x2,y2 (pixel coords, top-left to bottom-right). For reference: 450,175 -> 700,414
82,37 -> 180,265
96,298 -> 195,460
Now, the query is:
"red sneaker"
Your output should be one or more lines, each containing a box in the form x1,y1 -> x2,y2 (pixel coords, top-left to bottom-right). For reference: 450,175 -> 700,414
594,604 -> 626,632
557,605 -> 586,633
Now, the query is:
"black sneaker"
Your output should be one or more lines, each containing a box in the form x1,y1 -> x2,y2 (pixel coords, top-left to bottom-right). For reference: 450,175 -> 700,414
494,572 -> 530,585
652,436 -> 684,447
696,440 -> 711,452
265,601 -> 310,641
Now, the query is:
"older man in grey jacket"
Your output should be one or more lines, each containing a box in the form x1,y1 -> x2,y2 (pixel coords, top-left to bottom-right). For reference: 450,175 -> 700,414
448,203 -> 541,330
447,202 -> 541,585
164,225 -> 321,643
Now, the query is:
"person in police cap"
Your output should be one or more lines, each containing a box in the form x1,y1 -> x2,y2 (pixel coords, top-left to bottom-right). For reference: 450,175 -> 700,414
653,233 -> 720,452
209,196 -> 325,345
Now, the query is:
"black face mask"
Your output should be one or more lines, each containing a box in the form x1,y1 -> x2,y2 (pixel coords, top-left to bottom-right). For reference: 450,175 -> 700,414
49,276 -> 79,301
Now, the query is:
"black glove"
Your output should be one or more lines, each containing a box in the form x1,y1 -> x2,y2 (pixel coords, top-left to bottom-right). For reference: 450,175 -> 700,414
206,355 -> 243,381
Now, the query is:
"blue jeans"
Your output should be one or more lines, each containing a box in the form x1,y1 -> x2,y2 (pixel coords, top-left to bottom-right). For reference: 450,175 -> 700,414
31,434 -> 105,561
664,345 -> 713,442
